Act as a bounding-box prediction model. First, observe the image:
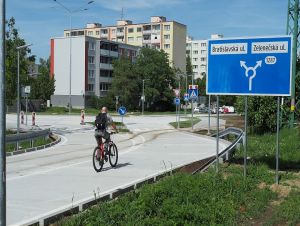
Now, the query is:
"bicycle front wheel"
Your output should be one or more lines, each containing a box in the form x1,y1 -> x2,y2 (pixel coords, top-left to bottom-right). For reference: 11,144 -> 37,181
109,143 -> 118,167
93,147 -> 104,172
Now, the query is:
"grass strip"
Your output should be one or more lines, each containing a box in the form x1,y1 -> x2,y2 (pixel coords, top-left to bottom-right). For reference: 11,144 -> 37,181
169,117 -> 201,128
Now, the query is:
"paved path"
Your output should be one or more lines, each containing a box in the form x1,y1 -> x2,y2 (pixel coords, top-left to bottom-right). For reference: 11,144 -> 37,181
6,114 -> 229,225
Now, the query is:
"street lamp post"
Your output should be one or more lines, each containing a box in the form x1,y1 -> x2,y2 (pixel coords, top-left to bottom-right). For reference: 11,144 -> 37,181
16,44 -> 32,150
53,0 -> 94,113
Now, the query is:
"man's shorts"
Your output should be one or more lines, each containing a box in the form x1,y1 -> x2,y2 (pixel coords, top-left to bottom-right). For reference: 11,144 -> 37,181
94,129 -> 109,140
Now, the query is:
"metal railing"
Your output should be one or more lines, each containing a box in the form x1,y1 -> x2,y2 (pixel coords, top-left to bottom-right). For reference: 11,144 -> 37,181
6,129 -> 52,152
192,127 -> 244,174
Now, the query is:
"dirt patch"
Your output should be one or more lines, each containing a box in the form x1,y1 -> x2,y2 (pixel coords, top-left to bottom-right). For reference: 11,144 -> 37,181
270,184 -> 291,198
179,157 -> 214,173
220,115 -> 245,129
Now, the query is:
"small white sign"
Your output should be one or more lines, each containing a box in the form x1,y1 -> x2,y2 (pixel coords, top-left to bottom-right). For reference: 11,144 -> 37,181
251,41 -> 288,54
211,43 -> 248,55
24,86 -> 31,94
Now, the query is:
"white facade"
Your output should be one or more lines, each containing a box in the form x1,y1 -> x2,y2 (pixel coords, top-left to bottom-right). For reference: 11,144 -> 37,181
186,34 -> 223,79
50,36 -> 139,108
186,37 -> 207,79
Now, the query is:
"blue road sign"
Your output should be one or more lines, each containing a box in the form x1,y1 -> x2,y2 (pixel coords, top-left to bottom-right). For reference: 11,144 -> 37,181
188,85 -> 198,100
207,36 -> 292,96
118,106 -> 127,116
184,93 -> 189,102
174,97 -> 180,106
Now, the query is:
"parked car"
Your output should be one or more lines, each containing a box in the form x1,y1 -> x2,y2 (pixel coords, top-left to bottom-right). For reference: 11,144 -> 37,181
193,106 -> 209,113
222,106 -> 235,113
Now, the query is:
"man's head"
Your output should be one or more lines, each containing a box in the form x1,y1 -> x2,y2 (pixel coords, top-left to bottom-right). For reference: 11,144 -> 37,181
101,106 -> 108,113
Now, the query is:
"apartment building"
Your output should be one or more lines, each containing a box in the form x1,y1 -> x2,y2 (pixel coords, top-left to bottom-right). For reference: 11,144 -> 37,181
186,34 -> 223,79
50,36 -> 139,108
64,16 -> 187,73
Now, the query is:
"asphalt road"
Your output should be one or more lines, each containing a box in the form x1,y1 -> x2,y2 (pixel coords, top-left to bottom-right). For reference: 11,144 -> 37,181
6,113 -> 228,225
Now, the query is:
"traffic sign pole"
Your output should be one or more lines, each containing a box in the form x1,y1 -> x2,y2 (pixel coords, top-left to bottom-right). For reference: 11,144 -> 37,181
208,95 -> 211,135
276,97 -> 280,184
216,96 -> 220,173
244,96 -> 248,178
178,103 -> 180,129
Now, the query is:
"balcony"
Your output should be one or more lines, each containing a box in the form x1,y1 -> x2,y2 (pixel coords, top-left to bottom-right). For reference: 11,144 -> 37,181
100,33 -> 108,38
100,63 -> 113,70
142,29 -> 151,34
100,49 -> 109,56
143,39 -> 151,44
100,49 -> 118,58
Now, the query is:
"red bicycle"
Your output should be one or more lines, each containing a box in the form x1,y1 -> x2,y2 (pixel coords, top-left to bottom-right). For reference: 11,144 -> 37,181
93,132 -> 118,172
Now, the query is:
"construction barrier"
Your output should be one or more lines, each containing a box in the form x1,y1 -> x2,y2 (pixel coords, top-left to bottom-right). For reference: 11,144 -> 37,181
20,111 -> 24,124
32,112 -> 36,126
80,109 -> 85,125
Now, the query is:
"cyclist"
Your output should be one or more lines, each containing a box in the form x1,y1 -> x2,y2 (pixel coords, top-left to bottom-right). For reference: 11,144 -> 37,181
94,107 -> 117,149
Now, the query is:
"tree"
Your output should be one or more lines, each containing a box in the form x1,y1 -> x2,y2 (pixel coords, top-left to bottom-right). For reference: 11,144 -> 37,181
5,17 -> 32,105
134,48 -> 176,111
107,56 -> 140,110
29,58 -> 55,101
185,55 -> 193,86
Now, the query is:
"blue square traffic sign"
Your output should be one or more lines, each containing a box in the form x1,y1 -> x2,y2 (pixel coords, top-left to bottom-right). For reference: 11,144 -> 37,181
188,85 -> 198,100
207,36 -> 292,96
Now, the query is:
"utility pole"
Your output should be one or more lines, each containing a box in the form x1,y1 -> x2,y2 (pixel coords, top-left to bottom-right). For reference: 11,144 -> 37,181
0,1 -> 5,224
286,0 -> 299,127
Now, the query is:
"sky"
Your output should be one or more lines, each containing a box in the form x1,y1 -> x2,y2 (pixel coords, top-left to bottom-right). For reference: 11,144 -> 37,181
7,0 -> 288,61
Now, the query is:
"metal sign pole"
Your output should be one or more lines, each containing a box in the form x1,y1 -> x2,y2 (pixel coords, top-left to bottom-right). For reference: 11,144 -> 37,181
276,96 -> 280,184
25,94 -> 28,125
244,96 -> 248,178
178,102 -> 180,128
208,95 -> 211,135
191,99 -> 194,130
216,96 -> 219,173
0,0 -> 6,224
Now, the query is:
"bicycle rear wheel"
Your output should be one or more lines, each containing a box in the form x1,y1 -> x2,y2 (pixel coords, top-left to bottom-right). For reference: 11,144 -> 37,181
93,147 -> 104,172
109,143 -> 118,167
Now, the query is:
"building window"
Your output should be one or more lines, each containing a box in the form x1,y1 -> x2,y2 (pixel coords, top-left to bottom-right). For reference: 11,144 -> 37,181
137,27 -> 142,32
193,50 -> 198,54
96,31 -> 100,36
201,50 -> 206,54
87,31 -> 93,36
100,56 -> 112,64
201,57 -> 206,62
88,70 -> 95,78
193,58 -> 198,61
193,43 -> 198,47
136,36 -> 142,42
128,28 -> 134,33
99,82 -> 111,91
128,37 -> 134,42
164,44 -> 170,49
164,25 -> 170,31
88,56 -> 94,64
66,33 -> 70,37
88,84 -> 94,91
164,34 -> 170,40
101,29 -> 108,34
89,42 -> 95,50
152,24 -> 160,31
201,42 -> 206,47
100,70 -> 113,78
193,65 -> 198,69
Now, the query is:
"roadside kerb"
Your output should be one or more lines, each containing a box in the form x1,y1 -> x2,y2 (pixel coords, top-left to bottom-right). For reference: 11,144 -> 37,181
13,139 -> 231,226
6,134 -> 61,157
